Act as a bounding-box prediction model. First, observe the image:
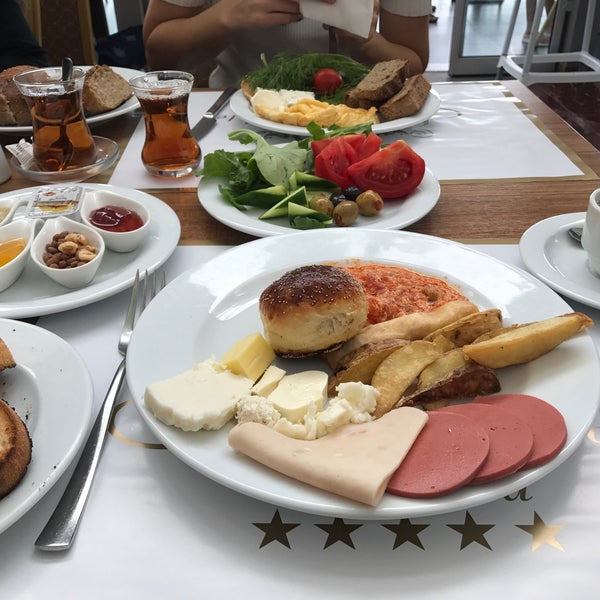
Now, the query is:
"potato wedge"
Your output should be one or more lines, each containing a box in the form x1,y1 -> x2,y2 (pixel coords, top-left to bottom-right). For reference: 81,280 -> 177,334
325,300 -> 479,370
400,363 -> 501,408
327,338 -> 407,396
417,348 -> 470,389
423,309 -> 503,348
371,340 -> 441,418
463,312 -> 593,368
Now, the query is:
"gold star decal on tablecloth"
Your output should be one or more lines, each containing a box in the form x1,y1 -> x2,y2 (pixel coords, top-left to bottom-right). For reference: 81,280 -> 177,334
316,518 -> 362,549
382,519 -> 429,549
516,512 -> 564,551
447,511 -> 495,550
253,510 -> 300,548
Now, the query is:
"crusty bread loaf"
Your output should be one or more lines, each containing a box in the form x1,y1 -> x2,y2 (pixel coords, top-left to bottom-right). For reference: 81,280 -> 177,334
259,265 -> 369,358
0,65 -> 37,126
349,59 -> 408,103
0,399 -> 32,499
378,74 -> 432,121
82,64 -> 133,114
0,338 -> 16,372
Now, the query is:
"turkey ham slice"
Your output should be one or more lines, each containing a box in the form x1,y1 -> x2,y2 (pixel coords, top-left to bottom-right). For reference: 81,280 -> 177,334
228,406 -> 428,506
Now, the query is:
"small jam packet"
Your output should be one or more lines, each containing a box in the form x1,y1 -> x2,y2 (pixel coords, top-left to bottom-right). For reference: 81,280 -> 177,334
25,186 -> 84,218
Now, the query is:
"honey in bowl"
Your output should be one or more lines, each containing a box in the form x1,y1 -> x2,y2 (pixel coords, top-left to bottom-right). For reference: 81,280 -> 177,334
89,205 -> 144,233
0,237 -> 26,268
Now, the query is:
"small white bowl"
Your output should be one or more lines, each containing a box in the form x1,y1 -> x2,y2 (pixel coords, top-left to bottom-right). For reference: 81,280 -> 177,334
0,219 -> 38,292
30,215 -> 105,288
80,190 -> 151,253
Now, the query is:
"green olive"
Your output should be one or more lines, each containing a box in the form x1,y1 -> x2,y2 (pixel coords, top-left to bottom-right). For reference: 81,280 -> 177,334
356,190 -> 384,216
309,193 -> 334,216
333,200 -> 359,226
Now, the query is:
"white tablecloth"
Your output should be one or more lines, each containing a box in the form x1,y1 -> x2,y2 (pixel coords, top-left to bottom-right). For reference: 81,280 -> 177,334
1,244 -> 599,599
108,82 -> 586,190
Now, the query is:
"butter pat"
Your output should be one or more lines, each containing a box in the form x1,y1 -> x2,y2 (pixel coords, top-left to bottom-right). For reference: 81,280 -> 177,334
252,364 -> 286,397
267,370 -> 328,422
145,358 -> 253,431
221,333 -> 275,382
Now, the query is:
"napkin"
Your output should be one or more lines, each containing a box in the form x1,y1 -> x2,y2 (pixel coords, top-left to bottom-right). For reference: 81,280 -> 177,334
299,0 -> 374,38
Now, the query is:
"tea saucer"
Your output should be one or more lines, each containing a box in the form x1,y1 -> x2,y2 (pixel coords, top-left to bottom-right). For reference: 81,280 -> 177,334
519,212 -> 600,309
10,136 -> 119,183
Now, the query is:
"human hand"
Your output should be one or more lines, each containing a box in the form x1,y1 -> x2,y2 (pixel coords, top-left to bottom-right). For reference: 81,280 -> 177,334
219,0 -> 305,30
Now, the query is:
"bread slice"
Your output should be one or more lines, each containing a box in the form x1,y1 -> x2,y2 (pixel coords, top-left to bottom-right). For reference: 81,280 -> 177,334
0,338 -> 15,372
0,65 -> 37,126
83,65 -> 133,115
350,59 -> 408,103
0,399 -> 32,499
378,74 -> 431,121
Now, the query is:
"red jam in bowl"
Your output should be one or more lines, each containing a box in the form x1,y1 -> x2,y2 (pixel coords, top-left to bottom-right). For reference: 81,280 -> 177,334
89,205 -> 144,233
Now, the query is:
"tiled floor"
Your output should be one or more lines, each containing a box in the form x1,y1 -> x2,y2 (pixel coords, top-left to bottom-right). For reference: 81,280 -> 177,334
425,2 -> 600,151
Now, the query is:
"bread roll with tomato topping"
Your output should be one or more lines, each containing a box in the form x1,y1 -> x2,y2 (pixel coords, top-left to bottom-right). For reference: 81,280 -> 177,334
259,265 -> 368,358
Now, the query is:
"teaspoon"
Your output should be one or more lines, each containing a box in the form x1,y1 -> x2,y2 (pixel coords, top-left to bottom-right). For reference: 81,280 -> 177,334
568,227 -> 583,244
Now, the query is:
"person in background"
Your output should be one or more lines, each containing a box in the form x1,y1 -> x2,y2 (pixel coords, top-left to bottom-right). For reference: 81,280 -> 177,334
143,0 -> 431,88
0,0 -> 49,71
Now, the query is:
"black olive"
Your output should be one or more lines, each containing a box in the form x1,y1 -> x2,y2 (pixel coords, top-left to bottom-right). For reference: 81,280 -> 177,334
329,192 -> 347,207
343,185 -> 362,201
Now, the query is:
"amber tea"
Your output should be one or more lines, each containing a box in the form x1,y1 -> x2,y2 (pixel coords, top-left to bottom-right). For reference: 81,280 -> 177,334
14,67 -> 96,172
130,71 -> 200,177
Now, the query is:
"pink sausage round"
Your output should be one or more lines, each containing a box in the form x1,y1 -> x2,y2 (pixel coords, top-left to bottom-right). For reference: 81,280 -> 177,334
472,393 -> 567,469
437,403 -> 534,485
386,411 -> 490,498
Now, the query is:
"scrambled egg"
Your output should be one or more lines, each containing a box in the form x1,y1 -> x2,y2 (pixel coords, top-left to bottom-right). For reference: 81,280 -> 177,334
250,87 -> 379,128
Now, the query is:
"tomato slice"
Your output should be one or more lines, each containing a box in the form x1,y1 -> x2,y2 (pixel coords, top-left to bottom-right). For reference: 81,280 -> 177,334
356,132 -> 382,160
311,138 -> 335,157
346,140 -> 426,198
314,137 -> 358,189
311,132 -> 382,160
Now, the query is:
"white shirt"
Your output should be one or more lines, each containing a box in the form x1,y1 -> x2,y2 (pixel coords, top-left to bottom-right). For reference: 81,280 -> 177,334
162,1 -> 432,86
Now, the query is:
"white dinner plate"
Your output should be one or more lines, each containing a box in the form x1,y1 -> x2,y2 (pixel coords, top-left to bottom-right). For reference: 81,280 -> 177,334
0,66 -> 143,135
229,88 -> 442,136
0,184 -> 180,319
520,212 -> 600,309
126,229 -> 600,520
198,168 -> 440,237
0,319 -> 93,535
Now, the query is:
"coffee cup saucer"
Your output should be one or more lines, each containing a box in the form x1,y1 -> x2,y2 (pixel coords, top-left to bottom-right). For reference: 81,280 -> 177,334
519,212 -> 600,310
10,136 -> 119,184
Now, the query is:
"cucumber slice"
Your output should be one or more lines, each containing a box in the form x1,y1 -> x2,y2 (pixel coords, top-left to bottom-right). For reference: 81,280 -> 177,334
260,186 -> 308,220
289,171 -> 339,191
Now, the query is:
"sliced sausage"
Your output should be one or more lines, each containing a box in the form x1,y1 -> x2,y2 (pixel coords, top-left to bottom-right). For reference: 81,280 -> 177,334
437,403 -> 534,485
472,393 -> 567,469
386,411 -> 490,498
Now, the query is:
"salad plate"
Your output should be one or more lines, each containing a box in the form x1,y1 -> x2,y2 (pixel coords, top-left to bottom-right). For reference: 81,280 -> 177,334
229,88 -> 442,137
126,229 -> 600,520
198,167 -> 440,237
520,212 -> 600,309
0,66 -> 143,135
0,319 -> 93,535
0,184 -> 180,319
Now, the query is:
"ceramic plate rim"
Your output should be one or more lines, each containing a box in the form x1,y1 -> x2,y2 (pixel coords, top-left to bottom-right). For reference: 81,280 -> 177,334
0,183 -> 180,319
0,319 -> 93,535
520,212 -> 600,309
126,229 -> 600,520
0,66 -> 143,135
198,168 -> 440,237
229,88 -> 441,136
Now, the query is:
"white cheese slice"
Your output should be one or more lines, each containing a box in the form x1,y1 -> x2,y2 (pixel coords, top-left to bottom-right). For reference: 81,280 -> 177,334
250,88 -> 286,113
145,359 -> 253,431
267,370 -> 328,422
228,406 -> 429,506
251,364 -> 286,397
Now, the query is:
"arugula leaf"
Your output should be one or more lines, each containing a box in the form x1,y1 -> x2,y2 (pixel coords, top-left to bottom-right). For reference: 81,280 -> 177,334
228,129 -> 308,188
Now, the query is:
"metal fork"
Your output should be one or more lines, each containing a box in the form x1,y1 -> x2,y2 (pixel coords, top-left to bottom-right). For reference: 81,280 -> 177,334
35,269 -> 165,552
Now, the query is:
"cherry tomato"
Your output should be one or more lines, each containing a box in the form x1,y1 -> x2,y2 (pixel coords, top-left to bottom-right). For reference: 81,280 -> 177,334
313,68 -> 343,95
346,140 -> 426,198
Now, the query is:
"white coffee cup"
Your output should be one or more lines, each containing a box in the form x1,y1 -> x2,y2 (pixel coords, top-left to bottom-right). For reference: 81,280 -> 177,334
581,188 -> 600,276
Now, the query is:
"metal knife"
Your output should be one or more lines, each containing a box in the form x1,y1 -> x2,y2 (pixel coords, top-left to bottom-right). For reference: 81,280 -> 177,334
191,87 -> 237,140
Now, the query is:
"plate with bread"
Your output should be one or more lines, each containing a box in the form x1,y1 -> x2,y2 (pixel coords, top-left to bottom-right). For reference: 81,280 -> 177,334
232,60 -> 441,136
0,65 -> 143,135
126,229 -> 600,519
0,320 -> 92,535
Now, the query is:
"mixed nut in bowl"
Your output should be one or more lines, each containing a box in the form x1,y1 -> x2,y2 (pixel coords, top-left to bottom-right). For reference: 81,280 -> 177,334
30,215 -> 105,288
80,190 -> 150,253
0,219 -> 38,292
